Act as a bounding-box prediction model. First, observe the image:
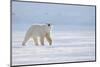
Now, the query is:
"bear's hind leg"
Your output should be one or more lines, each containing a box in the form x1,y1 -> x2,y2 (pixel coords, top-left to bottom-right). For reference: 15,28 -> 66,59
22,35 -> 30,46
40,36 -> 44,46
33,37 -> 39,46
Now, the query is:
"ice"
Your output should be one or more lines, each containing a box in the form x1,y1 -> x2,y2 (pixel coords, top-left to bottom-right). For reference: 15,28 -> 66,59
12,31 -> 95,66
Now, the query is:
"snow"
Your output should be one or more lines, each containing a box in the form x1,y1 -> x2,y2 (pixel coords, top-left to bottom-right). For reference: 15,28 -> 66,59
12,31 -> 95,66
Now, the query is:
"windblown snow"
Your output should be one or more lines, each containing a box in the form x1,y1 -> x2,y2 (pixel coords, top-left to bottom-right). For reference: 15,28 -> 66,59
12,31 -> 95,65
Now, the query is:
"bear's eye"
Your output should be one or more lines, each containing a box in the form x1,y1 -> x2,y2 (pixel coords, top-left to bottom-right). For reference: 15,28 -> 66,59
48,24 -> 50,26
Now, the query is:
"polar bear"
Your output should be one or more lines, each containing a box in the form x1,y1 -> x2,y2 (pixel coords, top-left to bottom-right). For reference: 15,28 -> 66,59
22,23 -> 52,46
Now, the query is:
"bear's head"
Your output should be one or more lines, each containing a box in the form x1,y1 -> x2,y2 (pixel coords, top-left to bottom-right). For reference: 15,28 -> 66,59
46,23 -> 51,26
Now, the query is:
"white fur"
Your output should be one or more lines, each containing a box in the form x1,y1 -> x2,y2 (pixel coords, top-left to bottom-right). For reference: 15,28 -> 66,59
22,24 -> 52,46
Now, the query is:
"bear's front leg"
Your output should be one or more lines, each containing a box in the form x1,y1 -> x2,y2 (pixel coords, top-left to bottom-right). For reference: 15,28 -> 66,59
45,33 -> 52,45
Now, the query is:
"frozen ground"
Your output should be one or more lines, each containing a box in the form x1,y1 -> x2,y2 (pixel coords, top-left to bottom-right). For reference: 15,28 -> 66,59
12,31 -> 95,66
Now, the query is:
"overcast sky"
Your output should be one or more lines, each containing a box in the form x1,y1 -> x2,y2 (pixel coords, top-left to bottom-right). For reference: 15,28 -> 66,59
12,1 -> 95,32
